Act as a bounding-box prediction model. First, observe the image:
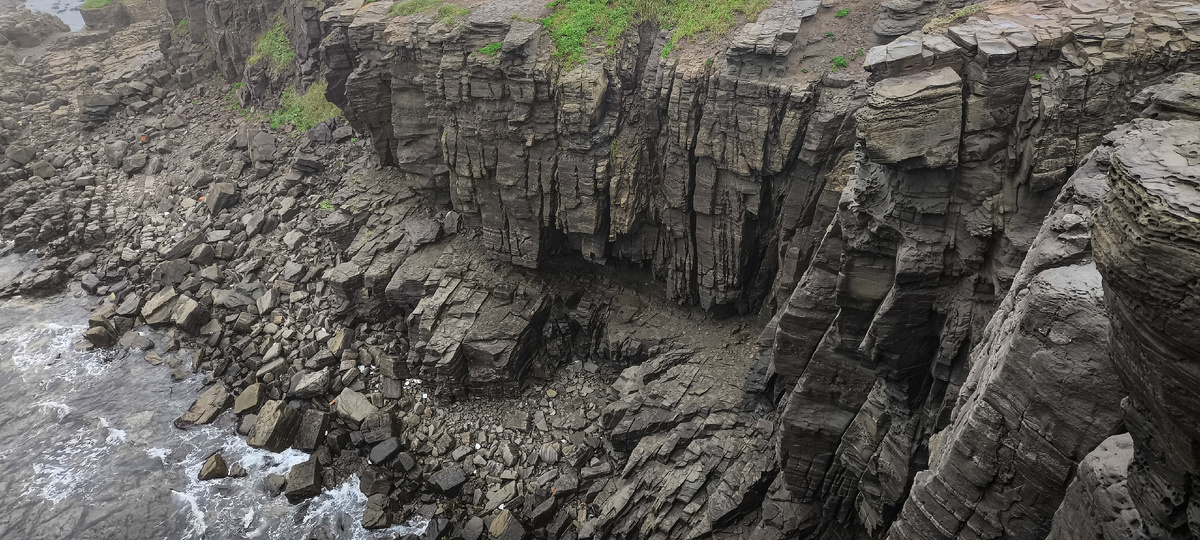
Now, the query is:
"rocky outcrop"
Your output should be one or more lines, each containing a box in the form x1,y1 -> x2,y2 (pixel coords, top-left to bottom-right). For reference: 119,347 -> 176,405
323,0 -> 863,313
1047,434 -> 1148,540
1090,117 -> 1200,538
761,1 -> 1200,536
883,115 -> 1141,540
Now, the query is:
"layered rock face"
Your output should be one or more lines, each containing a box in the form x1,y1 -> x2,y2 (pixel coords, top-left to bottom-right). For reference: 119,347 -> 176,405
322,0 -> 863,313
884,115 -> 1150,540
1089,117 -> 1200,537
761,1 -> 1200,536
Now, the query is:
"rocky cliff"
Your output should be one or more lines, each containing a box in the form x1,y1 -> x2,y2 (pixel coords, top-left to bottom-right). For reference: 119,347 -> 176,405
3,0 -> 1200,538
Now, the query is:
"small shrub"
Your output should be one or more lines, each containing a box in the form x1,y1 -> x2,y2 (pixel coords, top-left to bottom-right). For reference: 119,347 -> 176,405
248,20 -> 295,75
81,0 -> 114,9
172,18 -> 189,39
318,199 -> 334,210
479,42 -> 503,56
825,31 -> 835,37
1033,73 -> 1043,80
704,57 -> 713,68
268,79 -> 343,131
831,55 -> 848,68
801,68 -> 808,73
835,8 -> 850,17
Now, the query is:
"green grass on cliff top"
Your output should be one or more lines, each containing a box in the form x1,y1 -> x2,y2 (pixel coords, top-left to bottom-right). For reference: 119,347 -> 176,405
248,20 -> 295,75
388,0 -> 471,23
541,0 -> 769,65
268,79 -> 343,132
80,0 -> 115,9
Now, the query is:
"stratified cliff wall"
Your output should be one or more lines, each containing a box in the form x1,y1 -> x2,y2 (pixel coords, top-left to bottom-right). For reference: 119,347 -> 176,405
762,2 -> 1200,536
320,0 -> 863,316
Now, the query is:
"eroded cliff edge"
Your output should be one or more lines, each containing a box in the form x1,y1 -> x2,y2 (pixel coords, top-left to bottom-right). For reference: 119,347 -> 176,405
2,0 -> 1200,538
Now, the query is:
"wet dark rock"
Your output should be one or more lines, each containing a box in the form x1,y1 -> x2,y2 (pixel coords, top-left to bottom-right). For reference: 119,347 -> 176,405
428,465 -> 466,494
199,452 -> 228,481
264,473 -> 287,497
294,409 -> 330,452
369,437 -> 400,465
284,458 -> 322,504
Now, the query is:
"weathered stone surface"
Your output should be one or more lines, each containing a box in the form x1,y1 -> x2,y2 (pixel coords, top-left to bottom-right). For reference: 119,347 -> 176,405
1047,434 -> 1148,540
764,8 -> 1200,537
1091,118 -> 1200,538
885,121 -> 1126,540
293,409 -> 330,452
233,383 -> 265,415
856,67 -> 961,169
199,453 -> 228,481
178,384 -> 230,425
369,437 -> 400,465
334,388 -> 377,425
427,465 -> 466,493
247,400 -> 299,452
288,370 -> 330,399
206,182 -> 238,214
284,458 -> 322,503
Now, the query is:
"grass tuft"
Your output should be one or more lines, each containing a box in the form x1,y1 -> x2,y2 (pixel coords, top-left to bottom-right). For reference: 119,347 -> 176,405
479,41 -> 503,56
539,0 -> 770,66
171,18 -> 189,39
267,79 -> 343,132
80,0 -> 114,9
923,1 -> 992,32
437,4 -> 470,23
831,55 -> 848,68
388,0 -> 469,22
389,0 -> 442,16
835,8 -> 849,17
248,20 -> 295,75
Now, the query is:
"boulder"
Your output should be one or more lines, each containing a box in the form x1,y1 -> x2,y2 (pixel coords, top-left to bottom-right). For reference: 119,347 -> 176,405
294,409 -> 330,452
179,384 -> 231,425
334,388 -> 377,425
369,437 -> 401,465
427,465 -> 466,493
246,400 -> 299,452
288,370 -> 330,399
206,182 -> 238,214
284,459 -> 322,503
199,453 -> 229,481
233,383 -> 265,415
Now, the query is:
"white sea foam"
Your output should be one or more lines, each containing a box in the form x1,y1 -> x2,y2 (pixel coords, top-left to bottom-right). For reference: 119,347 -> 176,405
27,463 -> 76,503
146,447 -> 170,464
170,490 -> 207,538
34,400 -> 71,421
5,322 -> 109,380
99,417 -> 127,445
